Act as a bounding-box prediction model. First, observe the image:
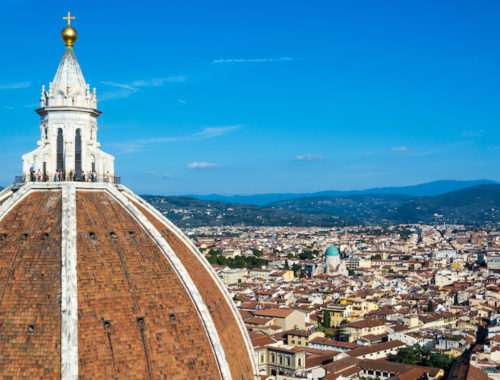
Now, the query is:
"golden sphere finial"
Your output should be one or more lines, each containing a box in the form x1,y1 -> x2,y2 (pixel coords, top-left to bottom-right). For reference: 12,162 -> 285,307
61,11 -> 77,47
62,26 -> 78,47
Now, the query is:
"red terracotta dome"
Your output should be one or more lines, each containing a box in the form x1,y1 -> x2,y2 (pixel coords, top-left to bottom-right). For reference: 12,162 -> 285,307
0,184 -> 257,379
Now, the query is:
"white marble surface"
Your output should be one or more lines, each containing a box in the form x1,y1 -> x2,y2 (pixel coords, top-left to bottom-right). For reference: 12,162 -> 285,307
22,47 -> 114,180
61,183 -> 78,380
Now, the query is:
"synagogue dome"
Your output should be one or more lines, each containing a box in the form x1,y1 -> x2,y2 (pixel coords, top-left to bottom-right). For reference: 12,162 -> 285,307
325,245 -> 340,257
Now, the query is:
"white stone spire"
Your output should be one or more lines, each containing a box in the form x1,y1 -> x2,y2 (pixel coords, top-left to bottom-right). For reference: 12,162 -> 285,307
22,23 -> 114,182
41,47 -> 97,109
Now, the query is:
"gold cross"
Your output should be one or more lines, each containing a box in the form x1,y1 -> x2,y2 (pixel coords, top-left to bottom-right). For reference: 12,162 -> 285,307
63,11 -> 76,27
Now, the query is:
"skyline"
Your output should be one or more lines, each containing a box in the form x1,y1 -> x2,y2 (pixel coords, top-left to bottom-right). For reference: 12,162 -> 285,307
1,0 -> 500,195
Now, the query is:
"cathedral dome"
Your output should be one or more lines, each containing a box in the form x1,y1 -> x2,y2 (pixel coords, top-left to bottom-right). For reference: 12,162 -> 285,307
1,14 -> 257,380
325,245 -> 339,256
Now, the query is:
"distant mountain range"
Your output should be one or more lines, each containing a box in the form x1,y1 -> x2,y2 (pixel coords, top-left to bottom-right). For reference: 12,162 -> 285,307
2,180 -> 498,226
143,183 -> 500,227
187,179 -> 497,206
141,195 -> 345,228
269,184 -> 500,225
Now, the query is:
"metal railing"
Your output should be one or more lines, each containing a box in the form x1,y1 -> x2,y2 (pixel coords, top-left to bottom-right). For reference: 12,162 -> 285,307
15,174 -> 121,185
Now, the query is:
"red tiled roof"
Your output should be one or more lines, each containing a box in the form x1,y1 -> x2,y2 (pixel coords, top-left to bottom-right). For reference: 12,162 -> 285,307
254,308 -> 297,318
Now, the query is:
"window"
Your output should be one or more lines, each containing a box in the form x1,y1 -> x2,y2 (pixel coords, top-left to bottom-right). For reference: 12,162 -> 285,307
270,353 -> 275,363
298,358 -> 302,367
260,354 -> 264,363
56,128 -> 64,173
75,129 -> 82,177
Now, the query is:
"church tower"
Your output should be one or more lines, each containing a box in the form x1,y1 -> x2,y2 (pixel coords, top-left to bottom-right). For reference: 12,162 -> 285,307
22,13 -> 114,181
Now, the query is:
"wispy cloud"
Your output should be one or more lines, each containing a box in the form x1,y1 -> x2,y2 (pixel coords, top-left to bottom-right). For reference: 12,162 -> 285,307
101,81 -> 137,91
1,102 -> 38,111
295,154 -> 324,161
460,130 -> 483,138
0,81 -> 31,90
162,174 -> 173,179
113,125 -> 241,154
178,99 -> 187,104
392,146 -> 408,152
188,162 -> 219,169
131,76 -> 186,87
99,89 -> 136,101
213,57 -> 294,64
100,76 -> 186,100
194,125 -> 241,139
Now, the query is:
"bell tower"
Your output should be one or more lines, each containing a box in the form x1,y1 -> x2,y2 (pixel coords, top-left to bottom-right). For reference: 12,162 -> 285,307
22,12 -> 114,180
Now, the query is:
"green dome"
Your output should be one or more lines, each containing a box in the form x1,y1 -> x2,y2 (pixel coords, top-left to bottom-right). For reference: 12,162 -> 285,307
326,245 -> 339,257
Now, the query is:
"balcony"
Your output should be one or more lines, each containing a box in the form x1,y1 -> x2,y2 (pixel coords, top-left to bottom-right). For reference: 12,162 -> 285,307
15,174 -> 121,185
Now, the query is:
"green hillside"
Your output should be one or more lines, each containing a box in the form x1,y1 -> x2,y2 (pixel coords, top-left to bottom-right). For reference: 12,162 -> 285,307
142,195 -> 345,228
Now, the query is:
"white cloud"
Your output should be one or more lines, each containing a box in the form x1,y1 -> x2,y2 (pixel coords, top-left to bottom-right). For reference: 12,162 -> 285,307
188,162 -> 219,169
213,57 -> 294,64
178,99 -> 187,104
100,76 -> 186,100
392,146 -> 408,152
0,81 -> 31,90
295,154 -> 324,161
194,125 -> 241,139
460,130 -> 483,138
99,89 -> 137,101
101,81 -> 137,91
131,76 -> 186,87
162,174 -> 173,179
113,125 -> 241,154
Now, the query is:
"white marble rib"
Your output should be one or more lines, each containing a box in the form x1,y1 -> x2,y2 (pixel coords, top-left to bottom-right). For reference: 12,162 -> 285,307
61,183 -> 78,380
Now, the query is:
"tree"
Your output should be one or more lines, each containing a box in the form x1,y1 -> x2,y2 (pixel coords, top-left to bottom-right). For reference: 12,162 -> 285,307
286,253 -> 294,259
347,268 -> 355,276
426,300 -> 435,312
284,260 -> 290,270
391,344 -> 453,371
322,310 -> 331,328
370,254 -> 382,260
252,249 -> 263,257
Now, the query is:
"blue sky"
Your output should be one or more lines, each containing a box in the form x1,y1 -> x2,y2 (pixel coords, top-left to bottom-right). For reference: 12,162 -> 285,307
1,0 -> 499,195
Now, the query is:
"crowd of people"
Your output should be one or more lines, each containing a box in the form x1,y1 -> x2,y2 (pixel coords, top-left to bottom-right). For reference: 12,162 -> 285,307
28,169 -> 115,183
